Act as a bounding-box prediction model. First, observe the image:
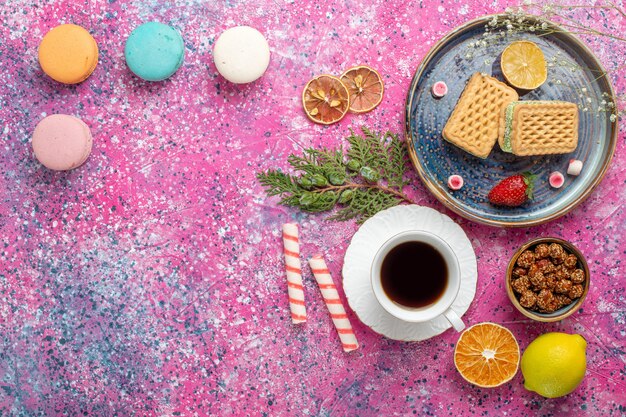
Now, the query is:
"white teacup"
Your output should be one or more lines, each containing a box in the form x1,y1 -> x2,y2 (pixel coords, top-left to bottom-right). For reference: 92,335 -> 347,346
371,230 -> 465,331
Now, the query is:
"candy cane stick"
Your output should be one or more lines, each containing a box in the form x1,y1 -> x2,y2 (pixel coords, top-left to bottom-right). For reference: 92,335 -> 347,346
308,255 -> 359,352
283,223 -> 306,324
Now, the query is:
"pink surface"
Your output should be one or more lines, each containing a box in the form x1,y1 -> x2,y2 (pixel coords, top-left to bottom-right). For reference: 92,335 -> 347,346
0,0 -> 624,416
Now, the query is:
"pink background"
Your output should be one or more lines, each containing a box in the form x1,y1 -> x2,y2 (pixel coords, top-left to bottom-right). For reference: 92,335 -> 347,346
0,0 -> 624,415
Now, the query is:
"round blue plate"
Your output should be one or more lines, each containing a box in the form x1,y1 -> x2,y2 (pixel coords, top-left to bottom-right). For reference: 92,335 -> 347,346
405,15 -> 617,227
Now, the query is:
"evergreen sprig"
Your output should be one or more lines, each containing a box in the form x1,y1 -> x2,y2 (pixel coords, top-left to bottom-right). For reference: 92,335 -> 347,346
257,127 -> 414,223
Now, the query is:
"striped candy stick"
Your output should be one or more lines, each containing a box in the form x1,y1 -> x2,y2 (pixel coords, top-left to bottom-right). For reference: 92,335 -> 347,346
282,223 -> 306,324
308,255 -> 359,352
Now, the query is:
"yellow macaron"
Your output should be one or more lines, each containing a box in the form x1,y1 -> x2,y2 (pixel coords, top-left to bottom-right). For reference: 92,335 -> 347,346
38,24 -> 99,84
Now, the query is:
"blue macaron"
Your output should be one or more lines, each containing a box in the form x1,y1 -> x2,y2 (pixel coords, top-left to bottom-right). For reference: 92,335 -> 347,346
124,22 -> 185,81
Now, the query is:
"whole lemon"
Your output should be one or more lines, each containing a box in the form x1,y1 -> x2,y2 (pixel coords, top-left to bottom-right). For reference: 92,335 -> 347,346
521,332 -> 587,398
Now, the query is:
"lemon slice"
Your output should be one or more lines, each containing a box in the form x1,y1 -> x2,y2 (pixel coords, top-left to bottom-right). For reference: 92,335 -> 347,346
340,65 -> 384,113
501,41 -> 547,90
302,75 -> 350,125
454,322 -> 520,388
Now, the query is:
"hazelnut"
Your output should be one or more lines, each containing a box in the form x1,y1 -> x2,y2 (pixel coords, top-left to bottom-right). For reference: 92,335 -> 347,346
517,250 -> 535,268
536,258 -> 555,274
564,253 -> 578,269
549,243 -> 566,259
568,284 -> 584,299
555,294 -> 572,309
536,289 -> 555,311
570,269 -> 585,284
520,290 -> 537,308
528,270 -> 545,288
544,274 -> 557,291
554,279 -> 573,294
512,276 -> 531,294
512,267 -> 528,278
534,243 -> 550,259
540,298 -> 560,313
552,252 -> 567,265
554,265 -> 571,280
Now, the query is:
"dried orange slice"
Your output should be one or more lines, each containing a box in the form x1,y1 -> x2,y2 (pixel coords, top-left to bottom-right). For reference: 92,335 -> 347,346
302,74 -> 350,125
454,322 -> 520,388
340,65 -> 384,113
501,41 -> 547,90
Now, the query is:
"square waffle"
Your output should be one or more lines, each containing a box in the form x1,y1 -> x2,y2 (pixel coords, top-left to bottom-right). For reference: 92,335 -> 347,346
500,101 -> 579,156
442,73 -> 518,159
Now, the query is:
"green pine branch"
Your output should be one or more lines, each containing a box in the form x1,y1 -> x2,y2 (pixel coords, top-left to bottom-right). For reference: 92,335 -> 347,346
256,127 -> 415,223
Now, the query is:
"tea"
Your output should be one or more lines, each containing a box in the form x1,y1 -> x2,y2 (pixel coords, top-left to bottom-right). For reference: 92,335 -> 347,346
380,241 -> 448,308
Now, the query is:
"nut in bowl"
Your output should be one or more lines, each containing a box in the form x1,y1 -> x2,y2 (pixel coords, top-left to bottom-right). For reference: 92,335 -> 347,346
506,238 -> 589,322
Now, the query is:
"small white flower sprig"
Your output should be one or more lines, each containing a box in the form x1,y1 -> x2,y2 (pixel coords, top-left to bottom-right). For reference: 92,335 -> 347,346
519,0 -> 626,44
464,2 -> 625,121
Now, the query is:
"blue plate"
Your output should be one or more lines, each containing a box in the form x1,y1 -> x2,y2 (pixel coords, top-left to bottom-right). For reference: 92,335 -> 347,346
405,15 -> 617,227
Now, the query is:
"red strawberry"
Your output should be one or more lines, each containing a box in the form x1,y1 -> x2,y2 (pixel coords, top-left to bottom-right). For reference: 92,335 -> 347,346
488,172 -> 536,207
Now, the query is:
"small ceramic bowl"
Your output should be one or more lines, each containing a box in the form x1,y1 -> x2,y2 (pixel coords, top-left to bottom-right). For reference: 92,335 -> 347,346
506,237 -> 589,322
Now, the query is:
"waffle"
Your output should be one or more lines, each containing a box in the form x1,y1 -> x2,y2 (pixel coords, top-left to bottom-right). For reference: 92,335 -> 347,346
499,101 -> 579,156
442,73 -> 518,159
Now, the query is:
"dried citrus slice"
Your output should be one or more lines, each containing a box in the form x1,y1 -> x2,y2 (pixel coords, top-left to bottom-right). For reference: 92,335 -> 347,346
340,65 -> 384,113
501,41 -> 547,90
454,322 -> 520,388
302,74 -> 350,124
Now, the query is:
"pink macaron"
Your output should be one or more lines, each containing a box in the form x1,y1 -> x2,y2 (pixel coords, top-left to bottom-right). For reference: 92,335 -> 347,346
32,114 -> 93,171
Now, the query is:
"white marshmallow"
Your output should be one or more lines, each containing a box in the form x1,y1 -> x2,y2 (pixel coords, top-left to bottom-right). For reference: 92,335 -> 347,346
567,159 -> 583,176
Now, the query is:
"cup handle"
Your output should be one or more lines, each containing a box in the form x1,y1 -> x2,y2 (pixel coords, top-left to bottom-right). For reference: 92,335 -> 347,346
444,308 -> 465,332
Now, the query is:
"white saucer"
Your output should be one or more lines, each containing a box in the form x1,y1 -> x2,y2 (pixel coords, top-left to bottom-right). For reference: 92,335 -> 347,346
342,205 -> 477,341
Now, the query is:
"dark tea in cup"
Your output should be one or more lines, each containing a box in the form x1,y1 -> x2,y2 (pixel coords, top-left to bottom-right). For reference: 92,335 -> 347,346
370,230 -> 465,331
380,241 -> 448,308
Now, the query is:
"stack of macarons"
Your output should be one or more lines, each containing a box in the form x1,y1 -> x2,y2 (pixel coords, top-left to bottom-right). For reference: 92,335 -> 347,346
34,21 -> 271,171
